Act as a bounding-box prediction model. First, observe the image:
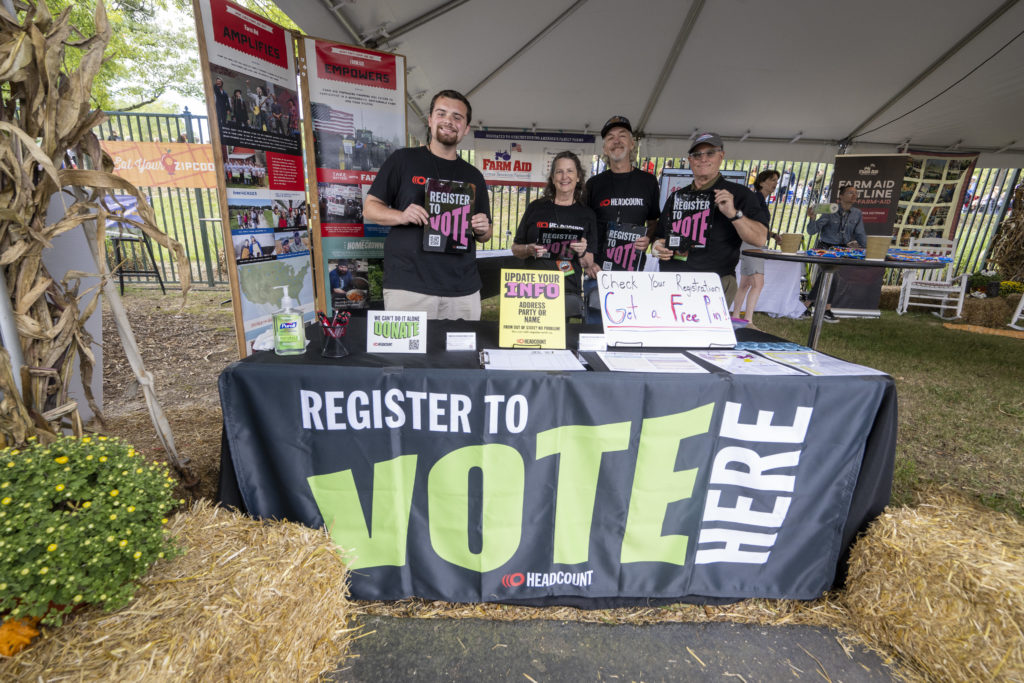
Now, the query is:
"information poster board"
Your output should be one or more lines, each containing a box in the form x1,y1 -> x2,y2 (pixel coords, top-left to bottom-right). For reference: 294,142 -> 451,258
895,152 -> 978,246
597,271 -> 735,348
474,132 -> 595,187
828,154 -> 905,312
498,269 -> 566,348
300,38 -> 406,314
194,0 -> 314,356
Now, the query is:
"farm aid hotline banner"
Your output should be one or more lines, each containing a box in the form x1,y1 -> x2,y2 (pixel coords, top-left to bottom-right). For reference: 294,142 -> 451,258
220,361 -> 893,604
195,0 -> 313,356
303,37 -> 406,314
474,131 -> 595,187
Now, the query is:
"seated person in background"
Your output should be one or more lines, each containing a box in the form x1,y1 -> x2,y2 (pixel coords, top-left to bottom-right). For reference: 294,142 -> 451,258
512,151 -> 596,319
802,184 -> 866,323
733,169 -> 779,321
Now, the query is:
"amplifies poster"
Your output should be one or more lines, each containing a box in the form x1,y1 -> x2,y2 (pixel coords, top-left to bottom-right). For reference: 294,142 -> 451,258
303,38 -> 406,313
194,0 -> 313,356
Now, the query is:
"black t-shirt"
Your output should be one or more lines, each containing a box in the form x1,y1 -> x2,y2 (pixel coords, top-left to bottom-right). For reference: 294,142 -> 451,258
513,199 -> 597,295
656,176 -> 769,276
368,146 -> 490,296
585,168 -> 661,263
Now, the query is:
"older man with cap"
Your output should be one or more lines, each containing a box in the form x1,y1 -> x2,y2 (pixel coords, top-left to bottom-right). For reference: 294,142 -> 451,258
653,132 -> 769,306
582,115 -> 661,321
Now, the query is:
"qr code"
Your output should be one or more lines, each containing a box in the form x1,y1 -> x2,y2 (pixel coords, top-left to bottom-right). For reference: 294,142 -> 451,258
408,339 -> 420,350
428,234 -> 441,247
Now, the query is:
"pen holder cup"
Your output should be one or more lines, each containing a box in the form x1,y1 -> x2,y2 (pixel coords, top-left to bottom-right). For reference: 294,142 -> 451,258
777,233 -> 802,253
320,330 -> 349,358
865,235 -> 891,261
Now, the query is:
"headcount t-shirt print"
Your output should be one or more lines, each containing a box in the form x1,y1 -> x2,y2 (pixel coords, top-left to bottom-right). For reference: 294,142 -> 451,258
667,188 -> 714,260
423,178 -> 474,253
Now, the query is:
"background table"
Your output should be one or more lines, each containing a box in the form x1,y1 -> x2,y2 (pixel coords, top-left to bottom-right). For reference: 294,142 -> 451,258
734,258 -> 806,318
745,249 -> 946,348
218,320 -> 897,608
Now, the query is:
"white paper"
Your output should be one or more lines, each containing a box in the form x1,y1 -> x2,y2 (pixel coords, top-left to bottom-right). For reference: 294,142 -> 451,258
689,350 -> 805,375
446,332 -> 477,351
577,333 -> 607,351
759,350 -> 888,376
481,349 -> 586,371
597,351 -> 708,373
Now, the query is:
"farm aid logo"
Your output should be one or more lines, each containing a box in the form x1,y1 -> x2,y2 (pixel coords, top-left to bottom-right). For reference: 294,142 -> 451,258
482,144 -> 532,173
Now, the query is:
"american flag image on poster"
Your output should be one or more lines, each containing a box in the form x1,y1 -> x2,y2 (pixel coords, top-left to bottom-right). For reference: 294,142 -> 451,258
311,103 -> 355,136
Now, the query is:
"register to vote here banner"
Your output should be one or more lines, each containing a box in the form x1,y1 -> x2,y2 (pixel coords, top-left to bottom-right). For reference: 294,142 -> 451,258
220,360 -> 892,605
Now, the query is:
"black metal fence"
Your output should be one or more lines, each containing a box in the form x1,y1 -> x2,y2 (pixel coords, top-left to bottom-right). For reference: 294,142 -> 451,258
100,109 -> 1018,287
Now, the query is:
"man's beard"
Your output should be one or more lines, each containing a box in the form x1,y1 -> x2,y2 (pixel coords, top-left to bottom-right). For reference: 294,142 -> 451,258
434,126 -> 459,146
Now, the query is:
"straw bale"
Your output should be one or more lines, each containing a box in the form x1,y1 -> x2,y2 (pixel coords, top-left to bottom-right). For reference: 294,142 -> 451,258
0,501 -> 356,682
961,295 -> 1013,327
842,487 -> 1024,682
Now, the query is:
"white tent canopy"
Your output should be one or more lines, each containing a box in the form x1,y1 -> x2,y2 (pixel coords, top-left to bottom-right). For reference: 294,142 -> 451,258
276,0 -> 1024,167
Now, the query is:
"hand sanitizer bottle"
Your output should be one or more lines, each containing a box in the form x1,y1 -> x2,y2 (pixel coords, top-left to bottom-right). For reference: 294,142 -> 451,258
272,285 -> 304,356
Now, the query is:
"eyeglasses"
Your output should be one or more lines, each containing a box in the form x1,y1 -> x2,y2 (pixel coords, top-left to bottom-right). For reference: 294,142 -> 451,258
688,149 -> 721,160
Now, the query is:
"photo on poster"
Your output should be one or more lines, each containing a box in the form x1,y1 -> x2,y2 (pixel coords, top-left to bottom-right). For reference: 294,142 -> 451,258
923,158 -> 946,179
906,206 -> 927,225
274,229 -> 310,255
269,198 -> 308,230
228,197 -> 274,231
945,159 -> 972,181
899,181 -> 917,202
232,232 -> 275,261
209,64 -> 301,155
894,205 -> 906,224
327,258 -> 371,310
922,228 -> 942,239
926,207 -> 949,226
318,181 -> 363,223
236,257 -> 314,344
937,183 -> 956,204
224,146 -> 267,188
309,101 -> 402,172
361,184 -> 389,237
914,183 -> 939,203
905,158 -> 923,178
898,229 -> 917,247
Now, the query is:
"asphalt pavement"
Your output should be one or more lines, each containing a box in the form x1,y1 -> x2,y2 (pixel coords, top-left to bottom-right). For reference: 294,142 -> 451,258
332,616 -> 894,682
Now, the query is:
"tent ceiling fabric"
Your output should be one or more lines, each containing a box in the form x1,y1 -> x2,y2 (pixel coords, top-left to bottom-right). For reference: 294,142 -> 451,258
277,0 -> 1024,167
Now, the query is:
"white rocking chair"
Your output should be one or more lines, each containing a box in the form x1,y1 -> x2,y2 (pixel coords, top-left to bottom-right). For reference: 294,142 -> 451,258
1010,293 -> 1024,331
896,238 -> 968,319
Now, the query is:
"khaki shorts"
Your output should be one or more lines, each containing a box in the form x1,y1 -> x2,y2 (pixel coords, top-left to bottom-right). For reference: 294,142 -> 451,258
383,289 -> 481,321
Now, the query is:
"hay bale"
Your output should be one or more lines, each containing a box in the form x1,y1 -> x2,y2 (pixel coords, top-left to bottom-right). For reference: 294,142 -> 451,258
843,488 -> 1024,682
0,501 -> 355,681
961,295 -> 1013,327
879,286 -> 901,311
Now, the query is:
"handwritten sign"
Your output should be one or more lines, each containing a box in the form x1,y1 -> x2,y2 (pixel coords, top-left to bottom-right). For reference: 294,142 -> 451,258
498,269 -> 565,349
596,271 -> 736,348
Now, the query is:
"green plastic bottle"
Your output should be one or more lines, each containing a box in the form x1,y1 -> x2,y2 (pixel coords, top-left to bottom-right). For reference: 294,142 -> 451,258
272,285 -> 304,356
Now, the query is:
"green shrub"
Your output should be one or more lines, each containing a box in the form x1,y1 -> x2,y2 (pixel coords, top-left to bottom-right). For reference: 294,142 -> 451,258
0,436 -> 181,626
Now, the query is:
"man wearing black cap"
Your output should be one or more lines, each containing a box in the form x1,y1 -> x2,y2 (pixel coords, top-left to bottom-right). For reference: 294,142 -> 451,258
653,132 -> 769,306
582,115 -> 661,320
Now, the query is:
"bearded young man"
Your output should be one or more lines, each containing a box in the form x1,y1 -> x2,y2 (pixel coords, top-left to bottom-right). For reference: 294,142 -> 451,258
364,90 -> 493,320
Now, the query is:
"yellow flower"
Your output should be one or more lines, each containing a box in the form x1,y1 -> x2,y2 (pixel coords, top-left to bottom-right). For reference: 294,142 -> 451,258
133,551 -> 141,559
106,535 -> 114,543
127,449 -> 135,457
86,454 -> 93,460
82,501 -> 91,508
127,506 -> 135,513
109,514 -> 117,521
136,468 -> 143,474
1,497 -> 10,505
99,456 -> 107,462
110,489 -> 119,497
47,543 -> 57,552
55,484 -> 65,492
119,539 -> 128,547
82,437 -> 91,444
1,482 -> 8,488
54,456 -> 68,464
39,567 -> 48,575
161,518 -> 168,524
73,594 -> 83,602
98,436 -> 107,441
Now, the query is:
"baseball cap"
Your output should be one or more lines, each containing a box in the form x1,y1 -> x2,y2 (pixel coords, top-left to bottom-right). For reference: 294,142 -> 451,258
688,132 -> 723,154
601,115 -> 633,138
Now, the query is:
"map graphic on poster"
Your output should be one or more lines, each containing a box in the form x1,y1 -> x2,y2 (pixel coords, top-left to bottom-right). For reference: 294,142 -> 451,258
195,0 -> 313,355
303,38 -> 406,313
474,132 -> 595,187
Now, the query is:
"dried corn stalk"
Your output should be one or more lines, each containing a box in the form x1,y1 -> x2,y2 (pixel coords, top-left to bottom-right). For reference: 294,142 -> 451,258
0,0 -> 195,487
988,180 -> 1023,282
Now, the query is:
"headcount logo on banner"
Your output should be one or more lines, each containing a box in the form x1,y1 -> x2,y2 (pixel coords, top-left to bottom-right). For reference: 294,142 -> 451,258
211,1 -> 288,69
315,44 -> 397,90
